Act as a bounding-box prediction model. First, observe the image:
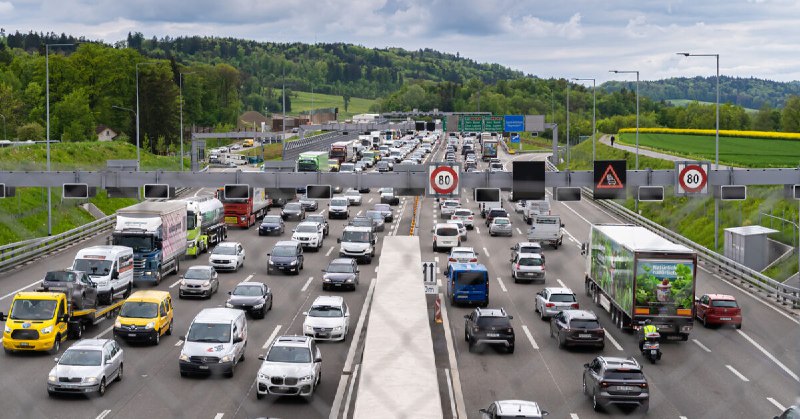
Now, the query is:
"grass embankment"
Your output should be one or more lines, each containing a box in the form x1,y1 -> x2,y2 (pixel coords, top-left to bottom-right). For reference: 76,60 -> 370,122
617,132 -> 800,168
0,141 -> 185,245
239,143 -> 284,160
287,90 -> 377,120
564,139 -> 798,281
516,132 -> 552,151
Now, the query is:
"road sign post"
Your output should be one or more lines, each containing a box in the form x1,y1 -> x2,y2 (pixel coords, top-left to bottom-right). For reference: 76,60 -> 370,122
422,261 -> 439,295
427,163 -> 460,198
675,161 -> 710,195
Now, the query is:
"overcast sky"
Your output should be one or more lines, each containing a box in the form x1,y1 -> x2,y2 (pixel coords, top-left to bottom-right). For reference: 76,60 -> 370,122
4,0 -> 800,83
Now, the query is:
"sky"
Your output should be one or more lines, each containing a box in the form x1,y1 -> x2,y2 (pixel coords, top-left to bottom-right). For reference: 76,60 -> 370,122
3,0 -> 800,83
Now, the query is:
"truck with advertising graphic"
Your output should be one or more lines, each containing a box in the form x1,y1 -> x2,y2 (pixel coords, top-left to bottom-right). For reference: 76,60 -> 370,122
582,224 -> 696,340
330,141 -> 356,164
112,201 -> 187,285
481,138 -> 498,161
177,196 -> 227,257
216,186 -> 270,228
297,151 -> 330,172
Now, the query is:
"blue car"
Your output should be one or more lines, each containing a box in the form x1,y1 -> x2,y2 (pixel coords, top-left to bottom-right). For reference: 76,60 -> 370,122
258,215 -> 285,236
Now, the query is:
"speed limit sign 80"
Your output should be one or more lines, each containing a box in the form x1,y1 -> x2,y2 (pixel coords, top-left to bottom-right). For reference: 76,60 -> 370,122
676,162 -> 710,195
428,164 -> 460,197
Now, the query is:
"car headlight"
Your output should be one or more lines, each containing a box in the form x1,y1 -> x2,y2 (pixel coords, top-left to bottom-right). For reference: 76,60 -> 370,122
145,322 -> 155,329
333,326 -> 342,332
114,320 -> 121,328
225,302 -> 233,308
240,216 -> 246,221
202,280 -> 211,287
4,325 -> 10,334
145,271 -> 153,276
180,280 -> 187,286
269,260 -> 275,265
41,325 -> 53,335
220,355 -> 232,363
48,375 -> 58,383
300,375 -> 314,382
290,260 -> 297,266
179,354 -> 190,362
258,373 -> 269,380
253,303 -> 264,309
345,278 -> 353,283
83,377 -> 98,384
304,324 -> 313,332
323,277 -> 331,283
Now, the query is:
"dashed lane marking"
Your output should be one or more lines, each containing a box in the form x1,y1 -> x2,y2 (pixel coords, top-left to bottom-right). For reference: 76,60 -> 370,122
301,277 -> 314,292
496,277 -> 507,293
556,279 -> 567,288
692,339 -> 712,353
726,365 -> 750,382
522,325 -> 539,349
603,328 -> 624,351
262,325 -> 282,349
326,246 -> 334,257
767,397 -> 786,412
737,329 -> 799,382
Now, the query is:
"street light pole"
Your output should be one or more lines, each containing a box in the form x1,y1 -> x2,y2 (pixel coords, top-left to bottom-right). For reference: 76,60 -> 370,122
566,82 -> 571,169
179,72 -> 194,172
573,78 -> 597,161
609,70 -> 640,169
45,43 -> 75,236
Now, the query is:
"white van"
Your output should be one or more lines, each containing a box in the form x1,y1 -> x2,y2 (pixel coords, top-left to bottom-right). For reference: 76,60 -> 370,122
179,308 -> 247,378
527,215 -> 564,249
72,245 -> 134,305
432,222 -> 461,252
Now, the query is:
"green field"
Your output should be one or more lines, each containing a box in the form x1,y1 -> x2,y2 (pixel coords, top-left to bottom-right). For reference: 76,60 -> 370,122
517,132 -> 552,151
666,99 -> 758,114
287,90 -> 376,120
558,136 -> 674,171
617,132 -> 800,167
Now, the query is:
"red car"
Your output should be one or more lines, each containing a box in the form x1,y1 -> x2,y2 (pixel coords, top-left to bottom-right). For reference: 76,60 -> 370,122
695,294 -> 742,329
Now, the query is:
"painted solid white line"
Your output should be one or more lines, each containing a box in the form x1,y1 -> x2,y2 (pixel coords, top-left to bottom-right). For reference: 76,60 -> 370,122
483,247 -> 491,257
95,410 -> 112,419
435,256 -> 440,263
329,374 -> 350,419
320,209 -> 327,215
476,227 -> 481,235
465,198 -> 470,203
301,277 -> 314,292
344,277 -> 377,372
562,227 -> 581,246
692,338 -> 712,353
522,325 -> 539,349
262,325 -> 282,349
169,278 -> 182,289
726,364 -> 750,382
244,274 -> 254,282
356,210 -> 362,216
1,282 -> 40,301
374,266 -> 379,272
437,292 -> 468,418
561,202 -> 593,226
737,329 -> 800,382
496,277 -> 508,293
767,397 -> 786,412
325,246 -> 334,257
556,279 -> 567,288
679,416 -> 688,419
603,328 -> 624,351
341,364 -> 360,419
437,279 -> 442,287
214,414 -> 224,419
92,325 -> 114,339
516,228 -> 522,235
368,198 -> 373,203
174,339 -> 184,347
570,414 -> 580,419
445,368 -> 457,418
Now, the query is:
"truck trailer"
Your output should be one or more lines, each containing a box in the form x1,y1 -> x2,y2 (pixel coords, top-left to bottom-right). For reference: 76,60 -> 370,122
216,186 -> 269,228
481,138 -> 498,161
178,196 -> 227,257
297,151 -> 330,172
583,224 -> 697,340
330,141 -> 356,164
112,201 -> 187,284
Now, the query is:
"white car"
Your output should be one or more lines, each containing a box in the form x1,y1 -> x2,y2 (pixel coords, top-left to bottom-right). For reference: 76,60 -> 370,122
344,189 -> 363,206
439,200 -> 461,218
511,253 -> 545,283
445,246 -> 479,275
209,242 -> 245,272
292,222 -> 325,252
447,220 -> 468,241
489,217 -> 513,236
303,296 -> 350,341
534,287 -> 579,320
450,208 -> 475,229
256,335 -> 321,399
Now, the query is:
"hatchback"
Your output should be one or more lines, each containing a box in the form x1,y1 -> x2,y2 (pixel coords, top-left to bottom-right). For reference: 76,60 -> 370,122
583,356 -> 649,412
489,217 -> 513,237
695,294 -> 742,328
47,339 -> 123,397
322,258 -> 360,291
511,253 -> 544,283
209,242 -> 245,272
534,287 -> 579,319
550,310 -> 605,349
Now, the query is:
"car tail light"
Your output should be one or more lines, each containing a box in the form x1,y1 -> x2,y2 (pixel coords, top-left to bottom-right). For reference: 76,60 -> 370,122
449,258 -> 457,262
545,303 -> 555,308
469,258 -> 477,262
468,216 -> 473,220
640,383 -> 648,388
571,303 -> 580,309
506,328 -> 513,333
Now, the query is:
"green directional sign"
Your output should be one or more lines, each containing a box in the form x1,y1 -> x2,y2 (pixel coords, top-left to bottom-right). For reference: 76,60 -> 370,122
458,115 -> 504,132
485,116 -> 503,132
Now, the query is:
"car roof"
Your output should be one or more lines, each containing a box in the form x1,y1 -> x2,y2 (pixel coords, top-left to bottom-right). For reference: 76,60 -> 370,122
193,307 -> 243,324
312,295 -> 345,307
344,226 -> 372,232
562,309 -> 598,320
70,339 -> 112,349
127,290 -> 170,302
706,293 -> 736,300
272,335 -> 313,349
543,287 -> 574,295
495,400 -> 543,416
217,242 -> 239,248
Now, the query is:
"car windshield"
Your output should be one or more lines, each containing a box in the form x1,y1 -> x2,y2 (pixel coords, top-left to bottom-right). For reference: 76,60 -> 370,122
436,227 -> 458,236
570,320 -> 600,329
711,300 -> 738,308
73,259 -> 113,276
44,271 -> 77,283
271,246 -> 297,257
184,268 -> 212,280
263,216 -> 281,224
374,204 -> 390,212
233,285 -> 263,296
605,371 -> 645,380
119,301 -> 158,318
187,322 -> 231,343
494,218 -> 510,225
518,257 -> 543,266
331,199 -> 348,206
59,349 -> 102,366
266,346 -> 312,363
365,211 -> 382,220
212,246 -> 238,256
476,317 -> 510,327
296,224 -> 318,233
550,294 -> 576,303
327,263 -> 354,273
285,203 -> 301,211
342,231 -> 370,242
309,305 -> 343,318
455,271 -> 485,286
10,299 -> 57,320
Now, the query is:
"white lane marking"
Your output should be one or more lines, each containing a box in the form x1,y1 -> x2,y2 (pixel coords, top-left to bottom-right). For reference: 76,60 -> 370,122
726,365 -> 750,382
320,209 -> 327,215
244,274 -> 254,281
341,364 -> 360,419
262,325 -> 282,349
92,325 -> 114,339
570,414 -> 580,419
679,417 -> 687,419
475,227 -> 481,235
516,228 -> 522,235
692,339 -> 712,353
522,325 -> 539,349
356,210 -> 362,216
344,277 -> 377,372
482,247 -> 490,257
301,277 -> 314,292
496,277 -> 508,293
437,292 -> 468,418
556,279 -> 567,288
214,414 -> 224,419
465,198 -> 470,203
603,328 -> 624,351
1,282 -> 40,301
737,330 -> 800,382
767,397 -> 786,412
95,410 -> 112,419
325,246 -> 334,257
174,339 -> 184,347
445,368 -> 457,418
169,278 -> 182,289
374,266 -> 379,272
437,279 -> 442,287
368,198 -> 373,203
561,201 -> 593,226
330,375 -> 350,419
562,227 -> 581,246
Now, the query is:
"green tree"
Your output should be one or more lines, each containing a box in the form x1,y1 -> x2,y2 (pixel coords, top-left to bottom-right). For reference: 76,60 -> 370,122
753,104 -> 781,131
53,88 -> 95,141
17,122 -> 44,140
781,95 -> 800,132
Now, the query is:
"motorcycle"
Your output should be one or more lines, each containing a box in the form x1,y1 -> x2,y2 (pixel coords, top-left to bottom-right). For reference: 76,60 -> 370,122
641,332 -> 662,364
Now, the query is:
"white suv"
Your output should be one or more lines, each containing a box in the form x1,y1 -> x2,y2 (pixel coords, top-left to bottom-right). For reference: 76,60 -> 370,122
256,336 -> 321,399
292,222 -> 325,252
208,242 -> 245,272
344,189 -> 362,206
303,296 -> 350,341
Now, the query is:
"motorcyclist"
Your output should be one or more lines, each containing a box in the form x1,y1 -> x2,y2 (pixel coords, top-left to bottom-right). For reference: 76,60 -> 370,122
639,319 -> 659,351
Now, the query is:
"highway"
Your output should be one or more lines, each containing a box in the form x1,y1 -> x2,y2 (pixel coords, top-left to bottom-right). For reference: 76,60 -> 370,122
0,133 -> 798,418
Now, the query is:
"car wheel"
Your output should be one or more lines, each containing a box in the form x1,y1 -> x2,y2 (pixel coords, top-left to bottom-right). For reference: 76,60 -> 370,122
549,325 -> 554,338
534,302 -> 539,313
115,363 -> 124,382
702,314 -> 708,328
98,378 -> 106,397
592,393 -> 601,412
539,308 -> 546,321
735,323 -> 742,329
166,320 -> 173,336
256,392 -> 265,400
225,362 -> 235,378
640,401 -> 649,413
154,331 -> 160,345
49,336 -> 61,355
507,344 -> 514,354
468,340 -> 475,353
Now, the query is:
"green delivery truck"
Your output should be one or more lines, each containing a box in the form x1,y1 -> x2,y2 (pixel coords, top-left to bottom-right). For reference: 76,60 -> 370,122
297,151 -> 330,172
582,224 -> 696,340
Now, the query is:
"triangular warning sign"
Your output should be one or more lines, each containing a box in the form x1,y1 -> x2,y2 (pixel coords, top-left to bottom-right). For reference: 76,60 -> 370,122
596,164 -> 624,189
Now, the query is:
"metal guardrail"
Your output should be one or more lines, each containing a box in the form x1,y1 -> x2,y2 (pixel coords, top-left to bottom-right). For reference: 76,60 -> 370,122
543,159 -> 800,308
0,188 -> 190,274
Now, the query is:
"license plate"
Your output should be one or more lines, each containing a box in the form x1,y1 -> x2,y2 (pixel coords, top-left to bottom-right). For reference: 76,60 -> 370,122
199,365 -> 209,370
128,333 -> 137,337
18,342 -> 30,347
720,317 -> 731,321
486,333 -> 499,337
651,349 -> 658,355
579,334 -> 592,338
318,333 -> 329,338
334,284 -> 342,287
615,386 -> 638,391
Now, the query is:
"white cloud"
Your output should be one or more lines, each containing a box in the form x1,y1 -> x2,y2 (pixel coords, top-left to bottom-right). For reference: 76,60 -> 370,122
0,1 -> 13,13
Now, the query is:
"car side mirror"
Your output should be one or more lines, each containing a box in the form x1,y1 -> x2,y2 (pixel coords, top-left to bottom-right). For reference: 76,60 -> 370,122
561,223 -> 565,228
180,336 -> 186,341
580,243 -> 587,255
58,316 -> 68,323
479,409 -> 488,414
112,271 -> 119,279
463,315 -> 470,319
258,355 -> 266,361
90,281 -> 98,288
227,291 -> 232,295
314,357 -> 322,363
233,336 -> 243,343
0,312 -> 5,321
583,363 -> 590,368
321,269 -> 326,273
266,253 -> 271,257
302,311 -> 308,316
542,411 -> 549,416
54,357 -> 60,363
337,238 -> 341,243
508,315 -> 513,319
371,239 -> 376,245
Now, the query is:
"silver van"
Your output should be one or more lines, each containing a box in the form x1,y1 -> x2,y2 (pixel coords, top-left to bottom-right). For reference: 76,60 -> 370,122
179,308 -> 247,378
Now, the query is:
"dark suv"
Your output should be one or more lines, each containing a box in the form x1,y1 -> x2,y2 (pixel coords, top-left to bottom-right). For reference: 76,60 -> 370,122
583,356 -> 649,412
485,208 -> 509,226
550,309 -> 605,349
267,241 -> 304,275
463,308 -> 515,353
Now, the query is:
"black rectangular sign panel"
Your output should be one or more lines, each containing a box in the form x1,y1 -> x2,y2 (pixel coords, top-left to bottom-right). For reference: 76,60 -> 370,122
555,187 -> 581,201
415,121 -> 426,131
306,184 -> 332,199
593,160 -> 627,199
512,161 -> 545,200
224,184 -> 250,200
474,188 -> 500,202
426,121 -> 435,131
794,184 -> 800,200
144,184 -> 171,199
63,183 -> 89,199
721,185 -> 747,201
638,186 -> 664,202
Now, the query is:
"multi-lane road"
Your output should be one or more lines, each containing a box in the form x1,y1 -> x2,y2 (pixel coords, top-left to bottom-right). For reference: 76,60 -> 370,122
0,135 -> 798,419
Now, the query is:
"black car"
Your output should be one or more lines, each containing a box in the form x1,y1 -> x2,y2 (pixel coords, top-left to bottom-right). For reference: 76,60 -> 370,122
305,214 -> 329,236
485,208 -> 509,225
267,241 -> 304,275
549,310 -> 605,349
321,258 -> 360,291
269,197 -> 287,208
583,357 -> 649,412
464,307 -> 515,353
226,281 -> 272,319
281,203 -> 306,221
372,203 -> 394,222
258,215 -> 285,236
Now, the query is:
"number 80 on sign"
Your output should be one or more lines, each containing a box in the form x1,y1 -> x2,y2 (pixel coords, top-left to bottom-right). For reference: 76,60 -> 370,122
675,162 -> 710,195
428,164 -> 460,197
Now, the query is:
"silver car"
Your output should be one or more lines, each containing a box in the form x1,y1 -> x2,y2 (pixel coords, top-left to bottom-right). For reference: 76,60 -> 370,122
48,339 -> 123,397
364,210 -> 386,232
489,217 -> 513,236
534,287 -> 579,319
511,253 -> 545,283
179,265 -> 219,299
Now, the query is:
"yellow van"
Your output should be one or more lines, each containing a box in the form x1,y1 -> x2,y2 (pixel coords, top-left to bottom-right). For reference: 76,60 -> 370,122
113,291 -> 173,345
243,139 -> 254,147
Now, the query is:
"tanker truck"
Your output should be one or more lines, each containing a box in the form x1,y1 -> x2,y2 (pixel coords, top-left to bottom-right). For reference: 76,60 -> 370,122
178,196 -> 227,258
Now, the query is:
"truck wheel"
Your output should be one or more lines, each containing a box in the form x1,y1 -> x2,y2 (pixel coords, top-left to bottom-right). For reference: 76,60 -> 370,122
71,323 -> 83,339
174,258 -> 180,275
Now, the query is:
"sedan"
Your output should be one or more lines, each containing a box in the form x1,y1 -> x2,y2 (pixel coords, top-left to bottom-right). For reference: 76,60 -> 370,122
439,200 -> 461,218
322,258 -> 360,291
364,210 -> 386,232
47,339 -> 123,397
281,203 -> 306,221
344,189 -> 363,206
534,287 -> 579,320
226,281 -> 272,319
373,203 -> 394,222
179,265 -> 219,299
695,294 -> 742,328
550,310 -> 605,349
489,217 -> 513,236
298,196 -> 319,212
444,246 -> 479,275
305,214 -> 329,236
209,242 -> 245,272
450,208 -> 474,229
258,215 -> 285,236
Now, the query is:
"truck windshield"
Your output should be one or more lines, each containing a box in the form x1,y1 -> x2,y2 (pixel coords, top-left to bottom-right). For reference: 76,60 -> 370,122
10,299 -> 57,320
267,346 -> 311,363
114,235 -> 154,252
119,302 -> 158,319
342,231 -> 370,243
297,160 -> 317,171
456,272 -> 486,286
73,259 -> 113,276
186,211 -> 197,230
187,323 -> 231,343
59,349 -> 102,366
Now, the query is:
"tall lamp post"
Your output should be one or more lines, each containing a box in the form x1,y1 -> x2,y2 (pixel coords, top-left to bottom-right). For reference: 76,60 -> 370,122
135,62 -> 158,171
566,81 -> 571,168
609,70 -> 640,169
46,43 -> 76,236
677,52 -> 721,249
572,78 -> 597,161
179,71 -> 194,172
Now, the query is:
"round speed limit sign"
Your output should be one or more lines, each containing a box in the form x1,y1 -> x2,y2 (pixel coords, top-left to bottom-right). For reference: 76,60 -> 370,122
429,165 -> 459,195
678,163 -> 708,194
